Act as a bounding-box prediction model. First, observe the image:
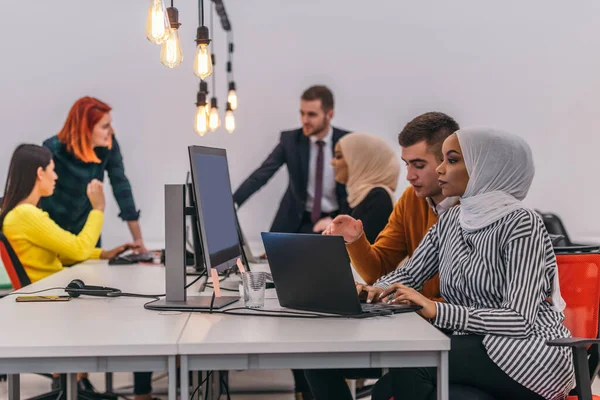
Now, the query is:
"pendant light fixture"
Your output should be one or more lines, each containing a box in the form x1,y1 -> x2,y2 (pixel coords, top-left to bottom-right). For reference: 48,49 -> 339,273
226,34 -> 238,111
193,0 -> 213,79
160,1 -> 183,68
145,0 -> 170,44
208,1 -> 221,132
225,102 -> 235,134
194,81 -> 209,136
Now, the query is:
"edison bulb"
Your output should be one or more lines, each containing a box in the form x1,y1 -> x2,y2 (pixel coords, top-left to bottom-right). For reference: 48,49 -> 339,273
225,110 -> 235,133
160,28 -> 183,68
227,90 -> 238,111
195,106 -> 209,136
209,108 -> 220,131
193,45 -> 213,79
145,0 -> 169,44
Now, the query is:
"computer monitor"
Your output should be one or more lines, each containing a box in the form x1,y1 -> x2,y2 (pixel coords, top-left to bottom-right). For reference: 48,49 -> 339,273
188,146 -> 242,274
185,172 -> 205,272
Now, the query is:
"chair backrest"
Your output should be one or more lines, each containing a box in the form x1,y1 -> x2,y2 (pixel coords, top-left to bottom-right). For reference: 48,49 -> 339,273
0,232 -> 31,289
539,211 -> 573,246
556,253 -> 600,339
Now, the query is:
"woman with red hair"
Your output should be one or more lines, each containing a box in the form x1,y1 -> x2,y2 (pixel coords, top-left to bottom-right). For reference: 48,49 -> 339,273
40,97 -> 147,252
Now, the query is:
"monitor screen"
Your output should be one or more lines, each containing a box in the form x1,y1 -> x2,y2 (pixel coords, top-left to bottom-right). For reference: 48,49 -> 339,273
188,146 -> 241,272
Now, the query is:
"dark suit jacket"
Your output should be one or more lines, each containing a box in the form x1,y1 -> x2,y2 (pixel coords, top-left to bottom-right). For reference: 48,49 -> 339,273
233,127 -> 351,233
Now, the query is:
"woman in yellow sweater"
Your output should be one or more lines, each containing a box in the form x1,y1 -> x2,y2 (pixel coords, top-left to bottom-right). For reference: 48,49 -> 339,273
0,144 -> 133,282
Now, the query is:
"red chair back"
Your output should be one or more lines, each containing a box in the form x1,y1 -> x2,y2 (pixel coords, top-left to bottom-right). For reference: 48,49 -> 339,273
556,254 -> 600,339
0,232 -> 31,290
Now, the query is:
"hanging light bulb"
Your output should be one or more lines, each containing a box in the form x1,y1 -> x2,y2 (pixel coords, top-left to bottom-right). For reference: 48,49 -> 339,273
209,98 -> 221,131
194,27 -> 213,79
145,0 -> 170,44
160,7 -> 183,68
227,82 -> 238,111
195,92 -> 209,136
225,102 -> 235,134
198,81 -> 210,116
205,97 -> 211,116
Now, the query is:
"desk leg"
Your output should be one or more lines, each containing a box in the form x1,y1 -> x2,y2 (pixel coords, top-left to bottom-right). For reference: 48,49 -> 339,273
437,351 -> 449,400
105,372 -> 114,393
7,374 -> 19,400
180,355 -> 189,400
210,371 -> 220,400
67,373 -> 78,400
192,371 -> 200,400
168,356 -> 177,400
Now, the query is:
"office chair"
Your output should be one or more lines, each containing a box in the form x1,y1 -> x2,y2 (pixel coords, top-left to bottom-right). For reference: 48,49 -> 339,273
387,251 -> 600,400
0,232 -> 117,400
548,252 -> 600,400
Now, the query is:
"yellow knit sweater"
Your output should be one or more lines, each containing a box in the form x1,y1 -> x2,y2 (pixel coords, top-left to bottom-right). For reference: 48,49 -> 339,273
2,204 -> 103,282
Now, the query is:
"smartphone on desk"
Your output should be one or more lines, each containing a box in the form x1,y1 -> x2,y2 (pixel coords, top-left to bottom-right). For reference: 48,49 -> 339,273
16,295 -> 71,302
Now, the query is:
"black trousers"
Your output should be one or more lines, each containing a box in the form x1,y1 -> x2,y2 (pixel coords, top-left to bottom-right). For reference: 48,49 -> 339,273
304,368 -> 383,399
133,372 -> 152,396
373,335 -> 545,400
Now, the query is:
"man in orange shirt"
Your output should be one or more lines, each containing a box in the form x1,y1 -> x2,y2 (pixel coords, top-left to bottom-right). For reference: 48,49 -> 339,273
306,112 -> 460,400
325,111 -> 460,298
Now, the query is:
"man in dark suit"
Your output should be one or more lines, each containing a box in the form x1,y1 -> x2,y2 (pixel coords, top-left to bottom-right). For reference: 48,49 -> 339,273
233,85 -> 350,235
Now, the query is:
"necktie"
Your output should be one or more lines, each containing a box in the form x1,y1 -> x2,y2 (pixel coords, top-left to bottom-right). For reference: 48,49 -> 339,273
311,140 -> 326,223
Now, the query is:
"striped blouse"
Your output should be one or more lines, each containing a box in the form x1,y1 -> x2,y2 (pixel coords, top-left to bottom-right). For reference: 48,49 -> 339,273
374,207 -> 575,399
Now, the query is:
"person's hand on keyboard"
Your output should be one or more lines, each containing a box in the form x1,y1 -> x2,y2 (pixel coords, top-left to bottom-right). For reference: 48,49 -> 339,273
356,282 -> 384,304
380,283 -> 437,319
99,243 -> 138,260
132,239 -> 148,254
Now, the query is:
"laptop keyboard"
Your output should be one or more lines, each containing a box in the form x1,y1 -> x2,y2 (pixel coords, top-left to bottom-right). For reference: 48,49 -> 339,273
361,302 -> 417,313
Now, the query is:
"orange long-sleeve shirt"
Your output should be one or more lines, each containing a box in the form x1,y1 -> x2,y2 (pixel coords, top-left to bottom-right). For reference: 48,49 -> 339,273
347,186 -> 441,300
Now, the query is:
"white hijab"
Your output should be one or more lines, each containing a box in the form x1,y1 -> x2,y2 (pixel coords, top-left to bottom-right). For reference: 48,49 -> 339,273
456,128 -> 565,312
456,128 -> 534,231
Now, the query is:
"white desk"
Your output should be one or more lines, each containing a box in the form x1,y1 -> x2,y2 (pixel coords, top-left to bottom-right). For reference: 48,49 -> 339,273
0,262 -> 187,400
178,298 -> 451,400
0,260 -> 451,400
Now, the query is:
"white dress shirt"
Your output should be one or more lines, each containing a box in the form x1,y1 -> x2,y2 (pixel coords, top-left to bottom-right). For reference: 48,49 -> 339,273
305,127 -> 339,214
426,196 -> 459,216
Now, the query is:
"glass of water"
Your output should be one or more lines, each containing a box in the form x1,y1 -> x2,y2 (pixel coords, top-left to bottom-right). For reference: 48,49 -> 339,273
241,271 -> 267,308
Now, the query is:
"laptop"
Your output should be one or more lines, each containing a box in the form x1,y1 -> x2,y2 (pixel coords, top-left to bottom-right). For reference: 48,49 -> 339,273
261,232 -> 420,316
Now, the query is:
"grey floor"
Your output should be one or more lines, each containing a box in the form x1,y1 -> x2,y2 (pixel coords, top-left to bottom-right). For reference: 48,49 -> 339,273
1,370 -> 600,399
0,370 -> 299,400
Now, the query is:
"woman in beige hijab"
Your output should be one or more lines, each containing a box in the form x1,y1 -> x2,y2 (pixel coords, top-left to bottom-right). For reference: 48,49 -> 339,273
314,132 -> 400,243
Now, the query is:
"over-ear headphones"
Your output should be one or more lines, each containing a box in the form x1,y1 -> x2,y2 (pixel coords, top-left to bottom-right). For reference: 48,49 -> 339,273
65,279 -> 122,298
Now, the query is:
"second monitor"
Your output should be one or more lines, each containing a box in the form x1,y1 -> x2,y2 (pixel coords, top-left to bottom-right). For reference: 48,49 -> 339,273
188,146 -> 242,274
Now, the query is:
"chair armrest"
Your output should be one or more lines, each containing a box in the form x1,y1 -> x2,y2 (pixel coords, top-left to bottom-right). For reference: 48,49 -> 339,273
547,337 -> 600,348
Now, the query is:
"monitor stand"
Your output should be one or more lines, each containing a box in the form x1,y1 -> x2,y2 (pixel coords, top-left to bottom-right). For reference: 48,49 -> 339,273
151,185 -> 240,311
150,295 -> 239,310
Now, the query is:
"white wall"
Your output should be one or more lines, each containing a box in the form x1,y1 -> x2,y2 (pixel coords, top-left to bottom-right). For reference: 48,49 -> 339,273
1,0 -> 600,248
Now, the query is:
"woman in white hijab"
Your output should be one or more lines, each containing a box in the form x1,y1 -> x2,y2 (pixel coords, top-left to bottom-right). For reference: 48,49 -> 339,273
366,129 -> 573,400
314,132 -> 400,243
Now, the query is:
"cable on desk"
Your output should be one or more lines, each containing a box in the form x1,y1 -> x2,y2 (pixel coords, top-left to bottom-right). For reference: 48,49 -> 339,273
4,271 -> 206,301
143,300 -> 394,319
2,287 -> 65,296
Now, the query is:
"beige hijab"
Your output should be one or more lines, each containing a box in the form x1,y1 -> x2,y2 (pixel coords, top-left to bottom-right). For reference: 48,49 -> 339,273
338,132 -> 401,209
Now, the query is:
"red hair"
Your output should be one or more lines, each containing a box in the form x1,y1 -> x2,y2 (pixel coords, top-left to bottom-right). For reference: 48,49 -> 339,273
57,97 -> 113,163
